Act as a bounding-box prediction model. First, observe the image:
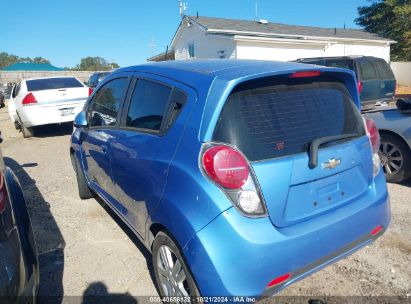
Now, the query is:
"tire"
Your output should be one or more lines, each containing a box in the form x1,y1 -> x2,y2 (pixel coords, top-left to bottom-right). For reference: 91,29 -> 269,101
20,120 -> 34,138
72,154 -> 94,199
379,133 -> 411,183
152,232 -> 201,301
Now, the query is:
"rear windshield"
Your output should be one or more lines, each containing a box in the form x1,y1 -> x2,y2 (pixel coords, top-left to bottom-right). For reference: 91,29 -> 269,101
213,77 -> 365,162
324,59 -> 355,72
26,77 -> 84,91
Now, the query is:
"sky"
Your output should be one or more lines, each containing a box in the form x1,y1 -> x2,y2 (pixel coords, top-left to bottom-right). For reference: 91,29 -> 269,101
0,0 -> 370,68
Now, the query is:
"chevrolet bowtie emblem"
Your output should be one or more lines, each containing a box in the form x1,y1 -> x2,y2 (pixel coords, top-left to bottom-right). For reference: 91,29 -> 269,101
321,158 -> 341,169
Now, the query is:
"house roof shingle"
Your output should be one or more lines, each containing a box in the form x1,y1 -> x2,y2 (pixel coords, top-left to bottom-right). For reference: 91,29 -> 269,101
186,16 -> 393,42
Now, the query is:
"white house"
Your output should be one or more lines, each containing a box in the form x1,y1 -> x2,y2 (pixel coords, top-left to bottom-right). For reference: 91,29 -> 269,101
148,16 -> 395,63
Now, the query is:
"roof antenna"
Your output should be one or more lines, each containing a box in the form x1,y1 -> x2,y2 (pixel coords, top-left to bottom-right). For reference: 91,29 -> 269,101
255,0 -> 258,21
148,37 -> 156,56
179,0 -> 188,18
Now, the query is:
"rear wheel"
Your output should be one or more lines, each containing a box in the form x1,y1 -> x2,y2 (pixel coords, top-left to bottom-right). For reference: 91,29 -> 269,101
72,154 -> 94,199
152,232 -> 201,301
379,133 -> 411,183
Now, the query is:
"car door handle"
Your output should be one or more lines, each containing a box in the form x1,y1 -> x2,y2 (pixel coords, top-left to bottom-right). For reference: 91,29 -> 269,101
101,145 -> 107,155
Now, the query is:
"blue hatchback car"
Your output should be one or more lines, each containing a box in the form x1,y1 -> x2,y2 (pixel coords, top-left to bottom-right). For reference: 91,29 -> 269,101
70,60 -> 390,299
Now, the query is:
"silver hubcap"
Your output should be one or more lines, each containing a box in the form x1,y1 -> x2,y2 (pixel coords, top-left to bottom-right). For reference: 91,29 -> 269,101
379,141 -> 403,176
157,245 -> 189,297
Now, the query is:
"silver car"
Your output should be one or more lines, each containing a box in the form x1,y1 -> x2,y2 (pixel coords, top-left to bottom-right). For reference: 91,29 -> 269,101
364,98 -> 411,183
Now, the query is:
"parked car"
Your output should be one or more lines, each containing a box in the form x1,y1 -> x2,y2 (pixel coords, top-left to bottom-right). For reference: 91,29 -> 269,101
0,142 -> 39,303
363,99 -> 411,182
9,77 -> 92,138
294,56 -> 396,110
295,56 -> 410,182
71,60 -> 390,298
87,72 -> 110,89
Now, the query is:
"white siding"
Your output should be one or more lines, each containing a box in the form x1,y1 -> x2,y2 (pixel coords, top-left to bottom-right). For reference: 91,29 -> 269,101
325,42 -> 390,62
236,40 -> 390,62
174,23 -> 236,60
236,41 -> 324,61
391,62 -> 411,86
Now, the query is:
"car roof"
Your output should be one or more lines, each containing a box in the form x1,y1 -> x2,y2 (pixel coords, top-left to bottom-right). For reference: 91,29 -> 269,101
109,60 -> 360,141
296,55 -> 384,61
112,59 -> 328,84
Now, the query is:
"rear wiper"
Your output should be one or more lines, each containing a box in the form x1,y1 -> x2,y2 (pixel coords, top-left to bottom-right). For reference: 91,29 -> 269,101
308,133 -> 358,169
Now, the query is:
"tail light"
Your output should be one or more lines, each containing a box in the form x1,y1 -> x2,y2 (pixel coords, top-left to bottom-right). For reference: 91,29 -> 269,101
201,144 -> 266,216
22,93 -> 38,106
88,87 -> 93,96
358,81 -> 363,95
364,118 -> 380,153
363,117 -> 381,177
289,70 -> 321,78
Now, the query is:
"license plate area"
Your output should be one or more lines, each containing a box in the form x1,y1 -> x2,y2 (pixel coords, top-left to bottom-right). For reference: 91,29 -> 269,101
283,166 -> 368,224
60,108 -> 74,116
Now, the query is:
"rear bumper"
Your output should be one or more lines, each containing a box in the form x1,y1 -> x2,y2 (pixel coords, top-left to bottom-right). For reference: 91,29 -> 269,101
18,102 -> 85,127
183,171 -> 390,297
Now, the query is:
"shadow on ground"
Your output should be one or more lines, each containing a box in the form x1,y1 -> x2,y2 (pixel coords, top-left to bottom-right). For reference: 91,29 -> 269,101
29,123 -> 73,138
82,282 -> 138,304
94,196 -> 157,288
399,177 -> 411,187
4,157 -> 65,304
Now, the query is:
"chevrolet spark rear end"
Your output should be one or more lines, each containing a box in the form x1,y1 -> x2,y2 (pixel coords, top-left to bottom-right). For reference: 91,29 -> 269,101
180,65 -> 390,297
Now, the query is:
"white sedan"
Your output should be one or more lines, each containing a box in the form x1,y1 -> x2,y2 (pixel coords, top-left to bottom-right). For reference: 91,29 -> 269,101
9,76 -> 91,137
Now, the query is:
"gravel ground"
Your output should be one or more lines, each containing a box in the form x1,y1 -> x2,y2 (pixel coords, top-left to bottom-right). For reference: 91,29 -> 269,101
0,104 -> 410,304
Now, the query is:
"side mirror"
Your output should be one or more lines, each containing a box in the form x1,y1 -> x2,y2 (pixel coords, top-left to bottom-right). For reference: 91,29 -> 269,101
74,111 -> 88,128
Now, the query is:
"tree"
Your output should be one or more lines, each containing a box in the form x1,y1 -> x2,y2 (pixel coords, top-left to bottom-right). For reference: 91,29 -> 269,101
355,0 -> 411,61
107,62 -> 120,69
0,52 -> 52,69
76,56 -> 107,71
33,57 -> 50,64
0,52 -> 19,69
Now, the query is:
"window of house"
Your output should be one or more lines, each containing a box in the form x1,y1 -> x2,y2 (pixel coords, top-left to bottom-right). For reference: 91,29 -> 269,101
188,42 -> 195,58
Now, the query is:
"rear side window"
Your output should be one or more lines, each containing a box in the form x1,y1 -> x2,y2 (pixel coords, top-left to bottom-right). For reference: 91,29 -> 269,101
89,78 -> 129,127
213,77 -> 365,162
297,59 -> 325,66
26,77 -> 84,91
358,60 -> 379,81
324,59 -> 355,72
98,73 -> 110,82
126,79 -> 172,132
372,59 -> 395,80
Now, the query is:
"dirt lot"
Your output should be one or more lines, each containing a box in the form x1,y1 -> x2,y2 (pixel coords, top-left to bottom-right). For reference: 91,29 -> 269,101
0,105 -> 410,304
